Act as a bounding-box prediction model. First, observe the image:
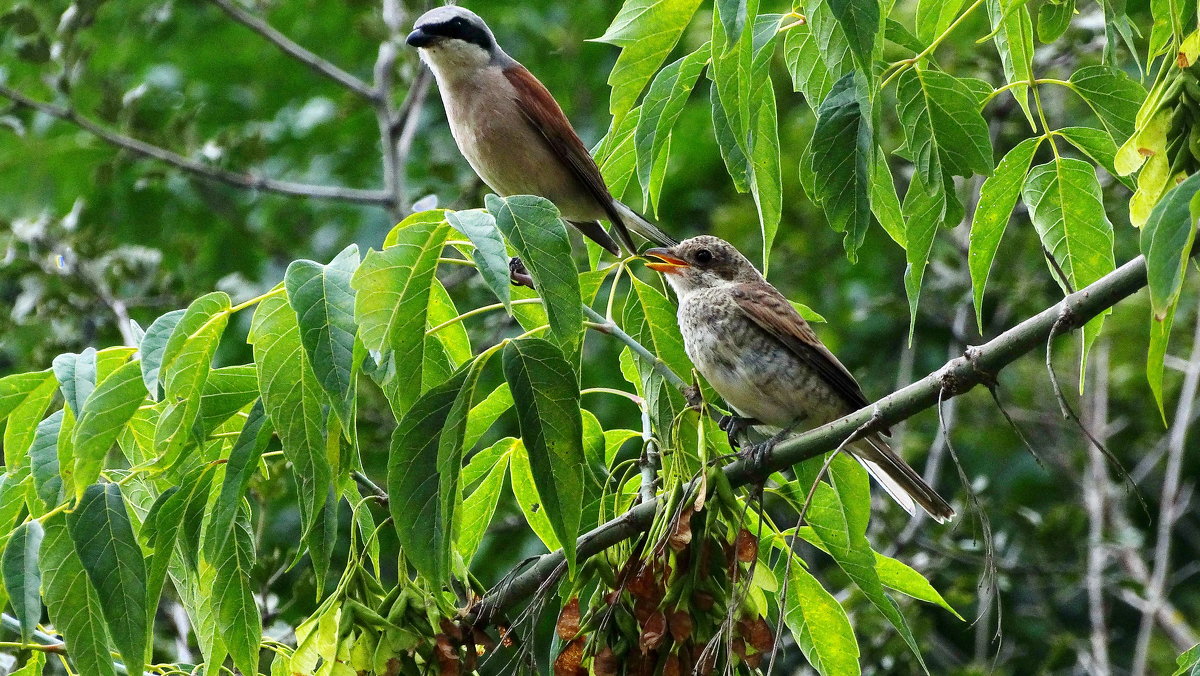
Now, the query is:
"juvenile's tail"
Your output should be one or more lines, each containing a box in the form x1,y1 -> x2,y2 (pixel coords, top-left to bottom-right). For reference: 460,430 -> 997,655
611,200 -> 678,252
853,435 -> 955,523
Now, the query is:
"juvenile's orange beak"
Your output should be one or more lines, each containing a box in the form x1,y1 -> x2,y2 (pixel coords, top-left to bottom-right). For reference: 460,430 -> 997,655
642,248 -> 689,275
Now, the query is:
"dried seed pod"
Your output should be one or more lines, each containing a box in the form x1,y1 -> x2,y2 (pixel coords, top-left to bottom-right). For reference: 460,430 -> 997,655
553,638 -> 585,676
736,529 -> 758,563
669,506 -> 694,551
668,610 -> 693,642
663,653 -> 682,676
593,646 -> 620,676
692,590 -> 715,611
556,597 -> 582,640
439,618 -> 462,642
434,634 -> 460,676
640,611 -> 667,653
628,564 -> 658,600
748,617 -> 774,655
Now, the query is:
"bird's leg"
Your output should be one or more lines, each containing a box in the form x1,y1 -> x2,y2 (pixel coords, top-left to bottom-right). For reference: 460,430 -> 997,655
738,416 -> 806,470
717,414 -> 760,450
509,257 -> 535,288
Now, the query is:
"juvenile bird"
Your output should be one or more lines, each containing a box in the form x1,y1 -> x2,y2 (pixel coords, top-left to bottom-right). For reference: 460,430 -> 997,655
407,6 -> 676,256
644,236 -> 954,522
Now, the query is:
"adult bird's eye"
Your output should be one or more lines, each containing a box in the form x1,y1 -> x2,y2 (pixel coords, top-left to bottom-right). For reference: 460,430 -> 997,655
694,249 -> 713,265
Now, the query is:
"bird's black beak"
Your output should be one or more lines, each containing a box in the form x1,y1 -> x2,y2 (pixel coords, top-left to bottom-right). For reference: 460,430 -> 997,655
406,28 -> 437,48
642,248 -> 689,274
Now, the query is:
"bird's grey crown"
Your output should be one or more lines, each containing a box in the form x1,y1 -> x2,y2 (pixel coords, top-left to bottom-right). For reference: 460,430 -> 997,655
412,6 -> 495,51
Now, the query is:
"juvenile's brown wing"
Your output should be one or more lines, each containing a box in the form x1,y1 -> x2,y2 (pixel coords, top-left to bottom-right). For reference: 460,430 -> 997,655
503,65 -> 635,252
729,283 -> 872,413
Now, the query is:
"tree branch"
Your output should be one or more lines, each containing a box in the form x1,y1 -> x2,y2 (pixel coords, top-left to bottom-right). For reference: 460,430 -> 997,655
204,0 -> 378,102
0,612 -> 146,674
0,85 -> 392,206
470,253 -> 1162,627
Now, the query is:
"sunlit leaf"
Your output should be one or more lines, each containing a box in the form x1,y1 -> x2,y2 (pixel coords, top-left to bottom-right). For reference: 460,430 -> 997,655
1069,64 -> 1146,142
811,72 -> 873,261
457,438 -> 513,563
784,561 -> 860,676
0,369 -> 56,467
635,43 -> 711,211
2,520 -> 44,642
40,516 -> 117,676
896,68 -> 993,185
447,209 -> 511,312
138,309 -> 184,400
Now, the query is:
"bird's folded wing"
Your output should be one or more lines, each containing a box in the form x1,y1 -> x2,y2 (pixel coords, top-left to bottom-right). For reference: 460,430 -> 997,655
503,66 -> 625,227
730,284 -> 872,412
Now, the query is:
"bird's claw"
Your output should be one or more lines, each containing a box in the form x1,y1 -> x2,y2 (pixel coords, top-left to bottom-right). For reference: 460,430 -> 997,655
509,257 -> 535,288
738,439 -> 774,471
718,414 -> 759,450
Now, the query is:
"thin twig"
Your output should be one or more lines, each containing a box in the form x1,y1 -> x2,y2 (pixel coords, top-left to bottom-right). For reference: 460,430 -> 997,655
0,85 -> 391,206
1131,297 -> 1200,676
205,0 -> 378,101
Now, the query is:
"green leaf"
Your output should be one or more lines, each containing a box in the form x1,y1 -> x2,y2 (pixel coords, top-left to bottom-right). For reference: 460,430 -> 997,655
1174,642 -> 1200,676
510,438 -> 561,552
488,194 -> 583,355
784,9 -> 846,107
596,108 -> 642,199
716,0 -> 748,42
197,365 -> 259,437
884,18 -> 925,53
635,43 -> 711,211
1023,157 -> 1116,379
2,521 -> 43,642
457,438 -> 512,563
52,347 -> 97,416
67,483 -> 148,676
784,561 -> 861,676
986,0 -> 1036,126
1141,174 -> 1200,413
870,148 -> 906,248
596,0 -> 703,124
427,277 -> 472,368
711,82 -> 751,192
970,136 -> 1041,332
30,410 -> 64,509
40,516 -> 117,676
811,73 -> 873,261
916,0 -> 965,43
902,171 -> 963,342
801,455 -> 928,669
1037,0 -> 1074,42
286,244 -> 360,426
1057,126 -> 1134,189
0,370 -> 56,467
207,400 -> 272,559
213,512 -> 261,676
142,465 -> 216,637
10,651 -> 44,676
748,19 -> 783,270
388,362 -> 478,586
249,293 -> 333,571
155,292 -> 231,468
1069,64 -> 1147,142
827,0 -> 878,73
446,209 -> 512,312
896,68 -> 994,184
464,383 -> 514,451
503,338 -> 584,578
72,360 -> 147,498
629,277 -> 691,375
874,552 -> 963,619
352,219 -> 449,415
138,309 -> 184,400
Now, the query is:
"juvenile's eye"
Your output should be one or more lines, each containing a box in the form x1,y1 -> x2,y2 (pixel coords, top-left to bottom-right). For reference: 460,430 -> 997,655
694,249 -> 713,265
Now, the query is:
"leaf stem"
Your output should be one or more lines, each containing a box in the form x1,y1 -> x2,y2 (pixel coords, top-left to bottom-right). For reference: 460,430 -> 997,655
880,0 -> 986,90
425,298 -> 543,336
228,286 -> 286,314
581,387 -> 644,405
982,78 -> 1074,105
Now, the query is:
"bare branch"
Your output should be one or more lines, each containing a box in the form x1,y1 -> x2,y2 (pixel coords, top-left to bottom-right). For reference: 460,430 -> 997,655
0,85 -> 392,206
1083,340 -> 1112,676
468,253 -> 1172,628
204,0 -> 378,102
1132,296 -> 1200,676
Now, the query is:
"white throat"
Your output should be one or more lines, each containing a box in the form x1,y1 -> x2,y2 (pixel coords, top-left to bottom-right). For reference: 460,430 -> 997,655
419,41 -> 495,85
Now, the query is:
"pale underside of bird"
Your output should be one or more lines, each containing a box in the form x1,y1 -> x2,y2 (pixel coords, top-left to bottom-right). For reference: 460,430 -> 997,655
406,5 -> 676,256
644,236 -> 955,523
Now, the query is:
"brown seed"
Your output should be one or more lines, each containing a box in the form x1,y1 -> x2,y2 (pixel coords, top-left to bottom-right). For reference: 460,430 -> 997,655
553,638 -> 585,676
692,590 -> 715,611
732,637 -> 747,659
439,618 -> 462,642
434,634 -> 460,675
669,507 -> 694,551
736,529 -> 758,563
748,617 -> 774,654
640,611 -> 667,653
556,597 -> 581,640
634,595 -> 657,624
668,610 -> 693,642
593,646 -> 620,676
663,653 -> 682,676
628,563 -> 658,600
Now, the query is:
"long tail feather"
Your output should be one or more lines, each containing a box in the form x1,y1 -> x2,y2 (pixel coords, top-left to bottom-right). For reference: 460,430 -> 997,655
854,436 -> 955,523
612,200 -> 678,250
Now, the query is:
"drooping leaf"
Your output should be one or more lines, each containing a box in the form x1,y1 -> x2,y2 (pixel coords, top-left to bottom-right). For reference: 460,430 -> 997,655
811,72 -> 873,261
457,438 -> 512,563
896,68 -> 993,186
874,552 -> 963,619
66,483 -> 148,676
783,6 -> 847,107
1069,64 -> 1146,142
1037,0 -> 1075,42
0,370 -> 56,467
510,438 -> 562,552
503,338 -> 585,578
784,561 -> 861,676
488,194 -> 583,355
711,82 -> 751,192
2,520 -> 44,642
1023,157 -> 1116,380
1141,173 -> 1200,413
902,171 -> 963,341
870,148 -> 906,247
970,136 -> 1041,331
427,277 -> 472,368
154,292 -> 231,469
40,516 -> 117,676
138,309 -> 184,400
916,0 -> 966,43
635,43 -> 711,211
1057,126 -> 1134,188
249,293 -> 332,572
596,0 -> 704,124
197,365 -> 259,436
286,244 -> 360,426
52,347 -> 97,416
446,209 -> 512,312
352,219 -> 449,415
72,360 -> 147,498
29,410 -> 64,509
748,18 -> 783,270
986,0 -> 1036,126
826,0 -> 879,73
464,382 -> 514,451
213,511 -> 261,676
207,400 -> 272,558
